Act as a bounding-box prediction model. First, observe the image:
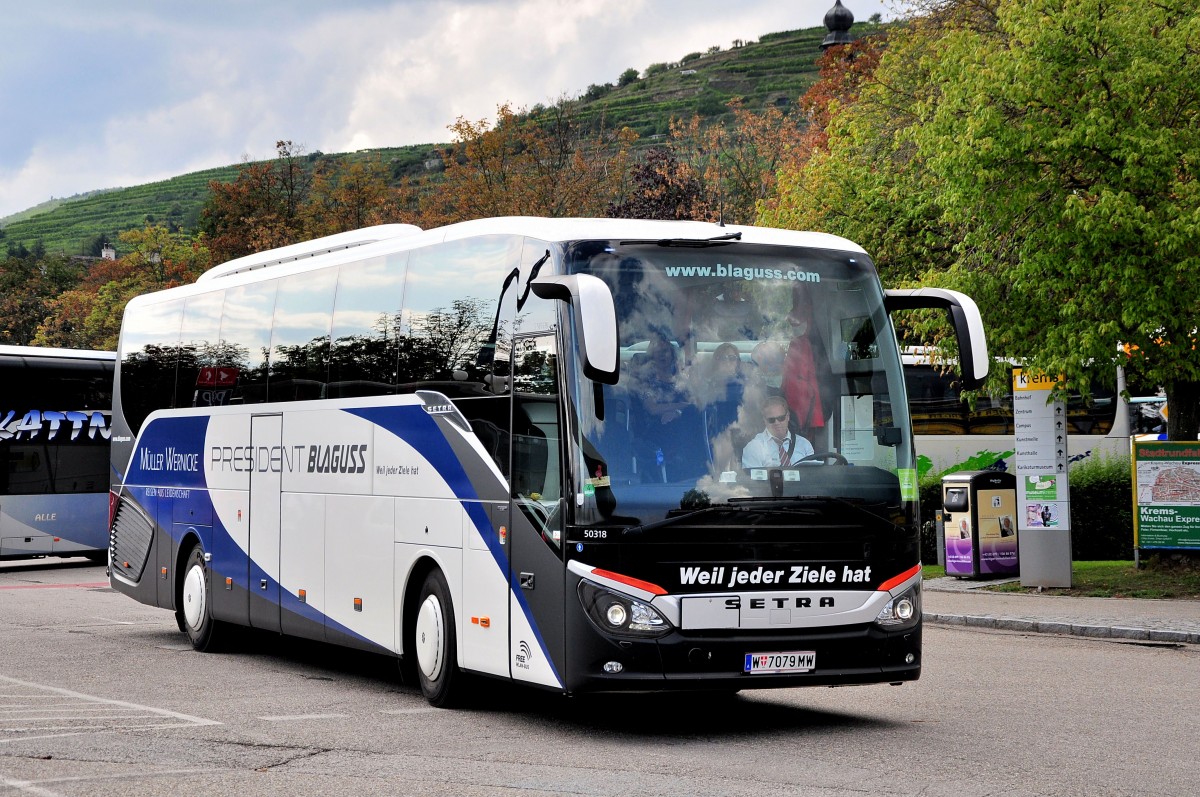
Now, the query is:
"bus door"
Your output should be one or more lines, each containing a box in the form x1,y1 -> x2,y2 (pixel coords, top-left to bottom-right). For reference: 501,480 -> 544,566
248,413 -> 282,633
507,331 -> 567,688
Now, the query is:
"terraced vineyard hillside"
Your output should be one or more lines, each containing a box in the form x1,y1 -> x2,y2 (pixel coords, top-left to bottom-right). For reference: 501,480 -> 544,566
567,25 -> 846,137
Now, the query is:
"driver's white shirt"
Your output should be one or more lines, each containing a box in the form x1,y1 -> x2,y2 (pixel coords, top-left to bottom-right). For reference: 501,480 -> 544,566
741,429 -> 815,468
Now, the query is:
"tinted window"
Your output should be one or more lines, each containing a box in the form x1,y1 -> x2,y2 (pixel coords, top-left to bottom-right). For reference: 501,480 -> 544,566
219,282 -> 277,405
119,298 -> 184,434
329,254 -> 407,398
269,269 -> 337,401
177,291 -> 226,408
0,355 -> 112,496
402,236 -> 522,396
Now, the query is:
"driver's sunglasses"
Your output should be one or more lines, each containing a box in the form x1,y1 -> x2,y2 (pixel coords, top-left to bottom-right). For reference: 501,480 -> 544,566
766,413 -> 789,424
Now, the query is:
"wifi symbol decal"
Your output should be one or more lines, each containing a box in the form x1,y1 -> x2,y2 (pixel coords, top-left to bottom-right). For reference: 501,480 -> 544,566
515,640 -> 533,670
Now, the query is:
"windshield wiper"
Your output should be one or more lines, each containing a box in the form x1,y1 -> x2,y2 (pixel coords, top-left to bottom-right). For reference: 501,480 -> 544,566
622,502 -> 817,536
618,231 -> 743,248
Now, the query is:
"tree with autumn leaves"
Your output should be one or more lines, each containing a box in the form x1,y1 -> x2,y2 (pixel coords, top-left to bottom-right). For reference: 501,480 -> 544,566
201,140 -> 406,264
32,224 -> 211,350
405,102 -> 637,226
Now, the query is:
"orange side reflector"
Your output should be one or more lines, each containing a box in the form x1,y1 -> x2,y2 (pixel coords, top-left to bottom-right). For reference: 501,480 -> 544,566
353,597 -> 363,612
298,589 -> 307,603
122,561 -> 130,568
225,577 -> 233,590
479,616 -> 490,628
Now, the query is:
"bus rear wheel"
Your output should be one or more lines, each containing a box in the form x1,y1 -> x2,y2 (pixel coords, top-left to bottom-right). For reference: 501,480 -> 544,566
413,569 -> 462,707
178,543 -> 222,652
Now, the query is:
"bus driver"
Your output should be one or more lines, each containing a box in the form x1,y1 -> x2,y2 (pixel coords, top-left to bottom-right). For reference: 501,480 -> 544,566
741,395 -> 814,468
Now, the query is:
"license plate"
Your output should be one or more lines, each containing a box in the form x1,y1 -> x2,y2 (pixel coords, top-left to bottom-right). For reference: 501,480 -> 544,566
744,650 -> 816,674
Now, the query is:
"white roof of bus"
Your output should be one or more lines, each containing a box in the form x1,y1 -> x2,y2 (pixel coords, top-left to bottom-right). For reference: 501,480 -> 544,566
0,345 -> 115,361
131,217 -> 870,310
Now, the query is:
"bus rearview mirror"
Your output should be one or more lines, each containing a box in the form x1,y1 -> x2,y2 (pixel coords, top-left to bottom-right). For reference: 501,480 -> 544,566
530,274 -> 619,385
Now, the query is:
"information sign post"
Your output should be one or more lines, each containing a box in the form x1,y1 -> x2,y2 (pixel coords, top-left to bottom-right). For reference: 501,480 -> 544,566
1013,369 -> 1072,587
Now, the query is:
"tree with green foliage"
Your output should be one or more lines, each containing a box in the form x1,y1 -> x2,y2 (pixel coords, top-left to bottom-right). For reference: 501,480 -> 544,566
766,0 -> 1200,439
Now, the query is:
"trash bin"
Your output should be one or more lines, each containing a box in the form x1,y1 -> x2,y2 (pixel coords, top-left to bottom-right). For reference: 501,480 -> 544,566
941,471 -> 1018,578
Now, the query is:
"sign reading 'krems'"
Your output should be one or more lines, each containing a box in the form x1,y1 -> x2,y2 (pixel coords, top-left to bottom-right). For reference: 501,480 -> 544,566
208,443 -> 369,474
1012,369 -> 1064,391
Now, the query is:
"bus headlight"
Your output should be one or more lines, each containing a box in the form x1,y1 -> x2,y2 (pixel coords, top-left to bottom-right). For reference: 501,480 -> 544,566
579,581 -> 672,638
874,584 -> 920,631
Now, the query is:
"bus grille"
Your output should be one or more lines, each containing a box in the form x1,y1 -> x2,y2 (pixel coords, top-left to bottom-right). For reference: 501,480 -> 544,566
109,497 -> 154,582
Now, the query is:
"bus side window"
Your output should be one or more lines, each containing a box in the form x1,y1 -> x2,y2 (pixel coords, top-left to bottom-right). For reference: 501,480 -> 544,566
329,254 -> 407,398
512,333 -> 562,548
268,269 -> 337,402
401,236 -> 523,395
219,281 -> 277,405
119,298 -> 184,432
178,291 -> 225,408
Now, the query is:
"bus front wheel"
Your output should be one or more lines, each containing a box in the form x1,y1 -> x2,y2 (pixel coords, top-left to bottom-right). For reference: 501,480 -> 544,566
413,569 -> 462,707
178,543 -> 222,652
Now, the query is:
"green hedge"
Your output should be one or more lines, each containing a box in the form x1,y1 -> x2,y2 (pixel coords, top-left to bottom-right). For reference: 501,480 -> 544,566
919,455 -> 1133,563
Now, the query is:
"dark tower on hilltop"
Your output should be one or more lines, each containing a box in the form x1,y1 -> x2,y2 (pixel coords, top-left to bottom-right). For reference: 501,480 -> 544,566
821,0 -> 855,50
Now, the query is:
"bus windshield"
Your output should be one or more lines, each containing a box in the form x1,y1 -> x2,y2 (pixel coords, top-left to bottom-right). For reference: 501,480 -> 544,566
564,240 -> 913,528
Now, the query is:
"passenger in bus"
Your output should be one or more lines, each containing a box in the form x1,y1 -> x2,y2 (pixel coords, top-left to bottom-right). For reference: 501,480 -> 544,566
700,342 -> 747,436
745,339 -> 785,408
741,395 -> 814,468
632,330 -> 709,480
634,330 -> 693,426
751,340 -> 785,388
781,287 -> 833,437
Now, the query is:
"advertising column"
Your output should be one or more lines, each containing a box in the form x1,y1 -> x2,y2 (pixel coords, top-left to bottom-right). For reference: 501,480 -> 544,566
1013,369 -> 1072,587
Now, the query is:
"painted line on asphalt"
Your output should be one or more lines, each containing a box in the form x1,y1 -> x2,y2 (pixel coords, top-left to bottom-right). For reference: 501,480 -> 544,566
258,713 -> 350,722
3,769 -> 214,796
0,674 -> 220,742
0,773 -> 68,797
0,582 -> 110,591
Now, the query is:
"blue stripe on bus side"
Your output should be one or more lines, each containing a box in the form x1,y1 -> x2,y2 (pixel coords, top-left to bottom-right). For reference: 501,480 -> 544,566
346,405 -> 516,577
346,405 -> 561,684
129,406 -> 559,674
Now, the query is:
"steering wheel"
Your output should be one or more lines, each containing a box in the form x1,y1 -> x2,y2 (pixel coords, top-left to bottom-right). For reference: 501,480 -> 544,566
796,451 -> 848,465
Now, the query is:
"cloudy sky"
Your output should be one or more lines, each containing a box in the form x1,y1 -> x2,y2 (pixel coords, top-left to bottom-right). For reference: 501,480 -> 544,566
0,0 -> 901,219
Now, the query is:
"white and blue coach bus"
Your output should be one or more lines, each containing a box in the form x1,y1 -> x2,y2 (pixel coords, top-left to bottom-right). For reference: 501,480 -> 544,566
1,345 -> 113,561
107,218 -> 987,706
